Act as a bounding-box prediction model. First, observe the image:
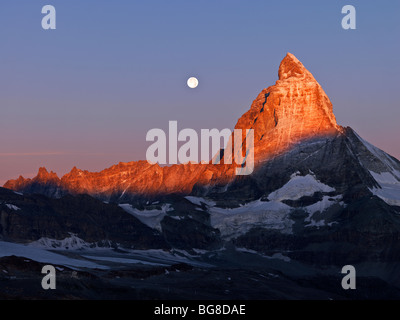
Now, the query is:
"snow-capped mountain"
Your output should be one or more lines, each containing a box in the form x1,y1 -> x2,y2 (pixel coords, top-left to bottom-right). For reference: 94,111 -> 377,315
1,53 -> 400,299
2,53 -> 400,253
2,53 -> 400,268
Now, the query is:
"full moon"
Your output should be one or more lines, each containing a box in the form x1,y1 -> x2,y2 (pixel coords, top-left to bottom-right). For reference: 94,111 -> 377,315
187,77 -> 199,88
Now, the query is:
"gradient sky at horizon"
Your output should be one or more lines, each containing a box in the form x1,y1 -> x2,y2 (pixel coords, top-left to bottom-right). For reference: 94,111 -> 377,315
0,0 -> 399,184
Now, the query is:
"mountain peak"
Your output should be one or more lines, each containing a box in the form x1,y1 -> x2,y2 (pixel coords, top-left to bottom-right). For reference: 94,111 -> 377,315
278,52 -> 313,81
37,167 -> 49,176
35,167 -> 59,182
234,53 -> 342,163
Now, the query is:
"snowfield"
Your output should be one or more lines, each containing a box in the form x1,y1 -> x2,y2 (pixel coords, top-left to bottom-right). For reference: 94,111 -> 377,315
0,241 -> 107,269
267,172 -> 335,201
209,199 -> 293,239
204,172 -> 341,238
1,236 -> 213,269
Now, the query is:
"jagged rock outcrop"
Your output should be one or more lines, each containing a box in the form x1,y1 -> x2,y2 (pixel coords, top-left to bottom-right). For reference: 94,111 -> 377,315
234,52 -> 342,163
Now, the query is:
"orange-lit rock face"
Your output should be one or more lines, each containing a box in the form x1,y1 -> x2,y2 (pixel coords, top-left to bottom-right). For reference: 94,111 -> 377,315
3,167 -> 60,190
4,53 -> 342,198
57,161 -> 234,197
234,53 -> 342,164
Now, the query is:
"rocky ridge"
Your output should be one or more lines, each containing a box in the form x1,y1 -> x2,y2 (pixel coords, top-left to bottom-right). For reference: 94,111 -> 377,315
4,53 -> 345,201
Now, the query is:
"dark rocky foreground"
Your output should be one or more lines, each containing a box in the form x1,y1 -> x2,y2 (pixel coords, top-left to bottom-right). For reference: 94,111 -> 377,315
1,246 -> 400,300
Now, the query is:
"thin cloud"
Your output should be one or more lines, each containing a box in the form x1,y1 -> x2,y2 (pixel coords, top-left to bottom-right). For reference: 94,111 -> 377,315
0,152 -> 66,157
0,152 -> 106,157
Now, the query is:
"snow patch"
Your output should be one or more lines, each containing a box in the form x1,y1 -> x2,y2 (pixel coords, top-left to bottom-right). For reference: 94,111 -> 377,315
370,170 -> 400,206
304,195 -> 343,228
235,247 -> 259,254
267,173 -> 335,201
305,219 -> 326,228
235,247 -> 291,262
169,215 -> 184,220
185,196 -> 216,207
209,199 -> 293,239
305,195 -> 343,215
29,233 -> 98,250
5,204 -> 21,211
267,252 -> 291,262
122,249 -> 212,267
80,255 -> 169,266
119,203 -> 173,231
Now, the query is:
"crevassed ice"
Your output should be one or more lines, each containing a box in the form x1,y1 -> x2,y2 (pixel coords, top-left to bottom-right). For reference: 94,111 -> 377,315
209,199 -> 293,239
208,172 -> 343,238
